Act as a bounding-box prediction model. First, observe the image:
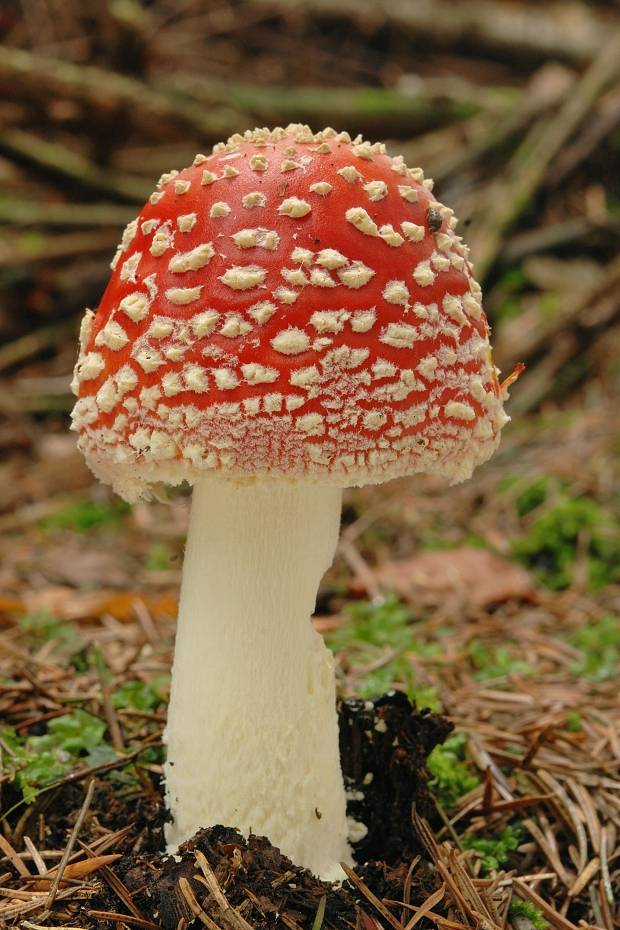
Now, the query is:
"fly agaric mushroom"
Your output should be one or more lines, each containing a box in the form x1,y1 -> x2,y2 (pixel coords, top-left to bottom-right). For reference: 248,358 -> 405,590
71,124 -> 512,879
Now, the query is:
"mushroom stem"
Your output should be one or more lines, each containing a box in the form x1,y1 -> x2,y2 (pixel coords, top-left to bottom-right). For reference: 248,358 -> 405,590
164,477 -> 351,879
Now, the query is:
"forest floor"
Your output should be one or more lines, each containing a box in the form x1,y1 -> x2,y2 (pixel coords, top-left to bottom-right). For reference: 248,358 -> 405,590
0,384 -> 618,929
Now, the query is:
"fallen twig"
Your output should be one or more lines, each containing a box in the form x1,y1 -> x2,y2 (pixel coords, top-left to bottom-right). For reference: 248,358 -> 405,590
0,45 -> 239,139
163,72 -> 508,136
495,253 -> 620,411
86,911 -> 160,930
0,129 -> 150,203
179,876 -> 224,930
0,229 -> 119,268
194,849 -> 255,930
246,0 -> 610,65
339,861 -> 404,930
467,31 -> 620,279
0,198 -> 136,228
503,216 -> 620,263
44,778 -> 95,912
0,318 -> 80,374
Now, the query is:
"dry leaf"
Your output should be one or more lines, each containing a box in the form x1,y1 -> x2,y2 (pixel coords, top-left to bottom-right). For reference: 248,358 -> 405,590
375,547 -> 536,609
39,544 -> 131,589
12,585 -> 178,621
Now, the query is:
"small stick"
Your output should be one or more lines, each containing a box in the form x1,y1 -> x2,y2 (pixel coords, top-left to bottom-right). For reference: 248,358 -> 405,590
0,198 -> 136,227
400,854 -> 421,925
336,537 -> 382,601
339,861 -> 404,930
94,647 -> 125,751
22,837 -> 47,876
403,884 -> 445,930
469,30 -> 620,279
0,833 -> 31,878
179,877 -> 224,930
245,0 -> 605,65
0,128 -> 150,203
311,895 -> 327,930
22,922 -> 89,930
503,216 -> 620,263
567,857 -> 600,898
0,885 -> 95,921
597,877 -> 614,930
44,778 -> 95,912
194,850 -> 255,930
383,899 -> 467,930
599,826 -> 614,905
0,318 -> 79,374
87,911 -> 160,930
0,45 -> 239,139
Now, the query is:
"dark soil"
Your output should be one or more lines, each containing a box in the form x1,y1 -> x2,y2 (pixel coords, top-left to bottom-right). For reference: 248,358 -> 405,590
78,694 -> 448,930
340,691 -> 452,864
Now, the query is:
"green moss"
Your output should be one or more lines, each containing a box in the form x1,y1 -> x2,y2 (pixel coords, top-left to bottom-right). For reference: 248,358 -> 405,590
468,639 -> 534,680
427,733 -> 480,808
19,610 -> 81,649
500,475 -> 550,517
516,479 -> 550,517
18,611 -> 83,667
145,543 -> 172,571
569,615 -> 620,682
564,710 -> 583,732
329,596 -> 415,652
508,899 -> 549,930
355,659 -> 441,712
327,597 -> 441,705
512,495 -> 620,591
19,231 -> 47,256
463,822 -> 524,874
492,267 -> 527,322
40,498 -> 130,532
538,292 -> 561,320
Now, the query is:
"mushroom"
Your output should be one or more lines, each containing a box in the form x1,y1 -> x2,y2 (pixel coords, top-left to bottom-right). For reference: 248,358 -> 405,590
71,124 -> 511,879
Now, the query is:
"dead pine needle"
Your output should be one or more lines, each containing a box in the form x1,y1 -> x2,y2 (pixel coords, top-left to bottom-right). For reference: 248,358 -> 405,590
311,895 -> 327,930
21,922 -> 90,930
44,779 -> 95,913
403,884 -> 446,930
179,876 -> 223,930
194,850 -> 255,930
339,862 -> 404,930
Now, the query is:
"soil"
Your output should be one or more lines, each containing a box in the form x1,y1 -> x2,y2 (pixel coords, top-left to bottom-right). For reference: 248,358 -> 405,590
339,691 -> 452,864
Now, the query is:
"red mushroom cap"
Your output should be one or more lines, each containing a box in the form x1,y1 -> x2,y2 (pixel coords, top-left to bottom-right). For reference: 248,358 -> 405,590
71,125 -> 508,501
